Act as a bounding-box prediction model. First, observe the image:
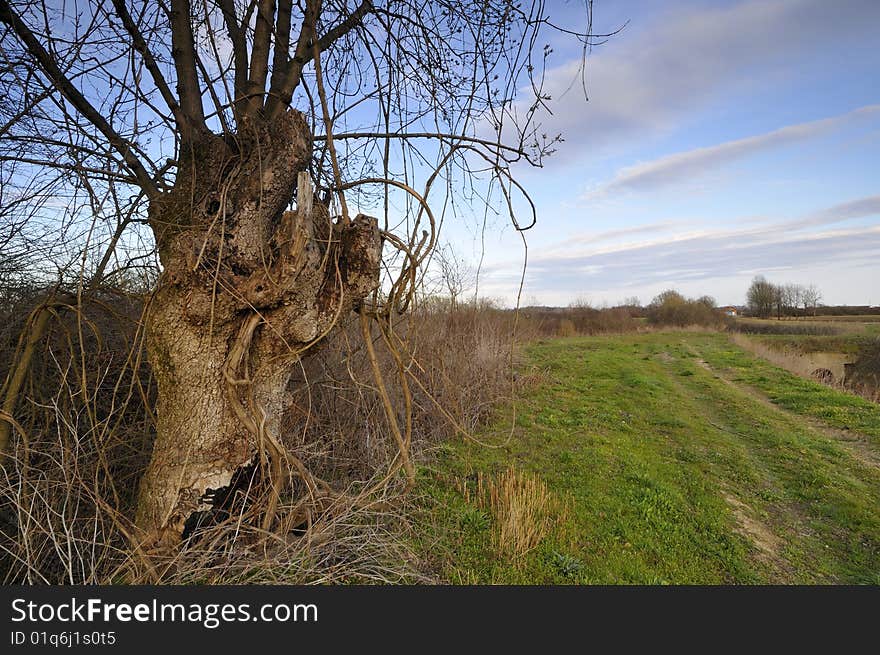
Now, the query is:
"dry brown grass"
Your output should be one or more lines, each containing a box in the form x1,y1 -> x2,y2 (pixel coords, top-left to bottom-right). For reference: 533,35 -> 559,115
0,452 -> 430,584
459,466 -> 559,560
730,333 -> 832,378
0,287 -> 530,583
283,300 -> 530,483
556,318 -> 577,338
731,317 -> 857,335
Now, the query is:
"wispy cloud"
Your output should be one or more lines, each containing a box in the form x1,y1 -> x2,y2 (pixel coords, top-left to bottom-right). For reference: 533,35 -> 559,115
585,105 -> 880,197
535,221 -> 679,258
516,0 -> 880,161
790,194 -> 880,230
481,194 -> 880,302
567,222 -> 676,245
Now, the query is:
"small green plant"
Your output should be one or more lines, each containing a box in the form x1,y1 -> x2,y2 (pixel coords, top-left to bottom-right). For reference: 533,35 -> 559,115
459,505 -> 491,531
549,551 -> 584,578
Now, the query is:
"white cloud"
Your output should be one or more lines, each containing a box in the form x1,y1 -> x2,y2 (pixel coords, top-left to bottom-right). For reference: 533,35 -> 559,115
512,0 -> 880,160
479,194 -> 880,305
586,105 -> 880,197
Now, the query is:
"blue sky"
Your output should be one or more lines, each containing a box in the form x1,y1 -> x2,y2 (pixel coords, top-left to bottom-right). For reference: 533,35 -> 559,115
441,0 -> 880,307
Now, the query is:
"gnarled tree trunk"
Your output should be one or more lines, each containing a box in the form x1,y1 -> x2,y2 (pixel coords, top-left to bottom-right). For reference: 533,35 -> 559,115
134,110 -> 381,548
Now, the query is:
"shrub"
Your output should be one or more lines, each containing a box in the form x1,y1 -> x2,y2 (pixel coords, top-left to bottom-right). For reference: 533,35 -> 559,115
646,290 -> 723,328
518,303 -> 640,337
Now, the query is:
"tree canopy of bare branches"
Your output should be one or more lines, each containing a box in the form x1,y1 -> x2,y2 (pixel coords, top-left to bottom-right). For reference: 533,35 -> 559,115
0,0 -> 600,556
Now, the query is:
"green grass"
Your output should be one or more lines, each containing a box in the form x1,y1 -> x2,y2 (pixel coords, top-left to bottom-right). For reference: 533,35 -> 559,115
412,332 -> 880,584
699,336 -> 880,443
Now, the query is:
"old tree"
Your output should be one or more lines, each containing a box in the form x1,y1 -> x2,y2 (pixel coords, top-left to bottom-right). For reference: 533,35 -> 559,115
0,0 -> 594,554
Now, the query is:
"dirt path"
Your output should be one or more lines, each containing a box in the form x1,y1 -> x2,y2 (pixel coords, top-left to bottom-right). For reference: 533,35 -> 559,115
657,349 -> 796,578
692,354 -> 880,471
718,490 -> 792,576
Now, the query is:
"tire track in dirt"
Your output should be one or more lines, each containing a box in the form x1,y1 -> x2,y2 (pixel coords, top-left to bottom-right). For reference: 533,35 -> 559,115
718,490 -> 792,576
691,355 -> 880,471
656,350 -> 796,579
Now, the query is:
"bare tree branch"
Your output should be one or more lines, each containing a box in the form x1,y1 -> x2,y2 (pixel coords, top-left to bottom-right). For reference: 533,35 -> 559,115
168,0 -> 206,135
265,0 -> 373,119
0,0 -> 160,196
214,0 -> 250,115
243,0 -> 277,117
109,0 -> 187,131
267,0 -> 293,111
314,130 -> 538,164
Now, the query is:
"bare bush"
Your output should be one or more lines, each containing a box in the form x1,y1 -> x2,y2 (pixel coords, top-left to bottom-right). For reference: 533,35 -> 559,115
557,319 -> 577,338
0,288 -> 528,583
519,303 -> 640,337
646,290 -> 723,328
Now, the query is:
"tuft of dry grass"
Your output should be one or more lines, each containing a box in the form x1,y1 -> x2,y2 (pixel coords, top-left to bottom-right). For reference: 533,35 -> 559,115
460,466 -> 558,560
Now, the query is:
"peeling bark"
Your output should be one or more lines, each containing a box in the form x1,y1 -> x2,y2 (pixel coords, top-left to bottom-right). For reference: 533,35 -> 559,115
134,110 -> 381,548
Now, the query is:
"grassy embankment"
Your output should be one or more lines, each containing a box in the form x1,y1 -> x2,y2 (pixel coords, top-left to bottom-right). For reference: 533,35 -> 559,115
413,332 -> 880,584
727,317 -> 880,401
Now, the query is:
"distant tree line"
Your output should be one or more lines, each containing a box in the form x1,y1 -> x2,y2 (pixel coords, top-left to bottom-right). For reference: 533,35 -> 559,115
746,276 -> 822,319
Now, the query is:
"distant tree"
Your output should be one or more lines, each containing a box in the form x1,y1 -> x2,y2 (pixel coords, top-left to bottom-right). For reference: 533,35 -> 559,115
651,290 -> 686,308
786,284 -> 805,318
746,276 -> 775,318
773,284 -> 787,320
803,284 -> 822,316
646,289 -> 720,327
434,244 -> 475,310
774,283 -> 802,319
614,296 -> 642,318
569,297 -> 594,310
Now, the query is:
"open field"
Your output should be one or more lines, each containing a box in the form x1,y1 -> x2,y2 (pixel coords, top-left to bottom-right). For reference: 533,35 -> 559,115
414,332 -> 880,584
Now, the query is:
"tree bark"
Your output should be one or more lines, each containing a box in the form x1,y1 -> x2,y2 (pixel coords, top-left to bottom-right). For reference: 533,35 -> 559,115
134,110 -> 381,548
